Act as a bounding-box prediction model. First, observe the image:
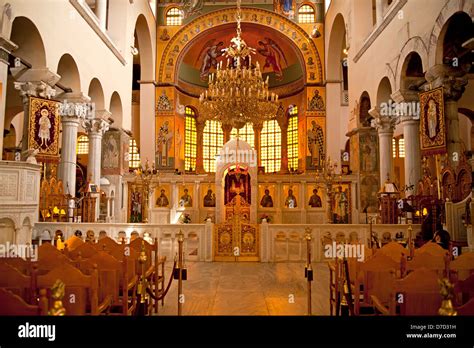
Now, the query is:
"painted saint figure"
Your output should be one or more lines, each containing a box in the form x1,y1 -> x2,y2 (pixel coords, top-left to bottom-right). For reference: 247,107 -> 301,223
257,38 -> 287,81
180,188 -> 192,207
199,40 -> 224,80
427,99 -> 438,139
285,189 -> 297,208
203,189 -> 216,207
333,186 -> 348,223
157,121 -> 173,167
260,189 -> 274,208
131,191 -> 142,222
156,189 -> 169,207
308,188 -> 322,208
38,109 -> 51,147
308,89 -> 324,111
308,120 -> 324,168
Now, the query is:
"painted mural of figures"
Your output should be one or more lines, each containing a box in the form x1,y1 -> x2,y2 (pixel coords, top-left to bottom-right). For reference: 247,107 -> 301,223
257,38 -> 287,81
308,188 -> 322,207
308,120 -> 324,168
333,186 -> 348,223
38,109 -> 51,147
157,121 -> 173,167
361,144 -> 376,172
156,189 -> 169,207
427,99 -> 438,138
179,188 -> 192,207
308,89 -> 325,111
203,189 -> 216,207
285,189 -> 297,208
103,133 -> 119,168
198,39 -> 224,81
131,191 -> 142,223
260,189 -> 274,207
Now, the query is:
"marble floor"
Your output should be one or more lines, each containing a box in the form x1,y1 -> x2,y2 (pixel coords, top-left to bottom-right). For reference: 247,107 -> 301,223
156,262 -> 330,316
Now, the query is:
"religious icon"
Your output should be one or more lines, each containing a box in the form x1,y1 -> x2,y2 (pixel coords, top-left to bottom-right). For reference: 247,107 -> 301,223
251,14 -> 258,22
159,28 -> 170,41
284,188 -> 297,208
156,120 -> 173,167
333,185 -> 349,223
308,188 -> 322,208
257,38 -> 287,81
38,109 -> 51,147
260,189 -> 274,208
307,57 -> 314,66
198,39 -> 224,81
157,90 -> 172,112
203,188 -> 216,207
301,43 -> 308,51
419,87 -> 446,156
179,188 -> 192,207
29,97 -> 60,159
102,132 -> 119,169
156,189 -> 169,207
308,89 -> 325,111
308,120 -> 324,168
427,99 -> 438,139
131,190 -> 142,222
173,45 -> 180,53
167,58 -> 174,66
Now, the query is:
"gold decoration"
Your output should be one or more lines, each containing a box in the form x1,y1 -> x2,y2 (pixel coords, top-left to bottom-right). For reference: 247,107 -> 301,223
438,278 -> 457,316
419,87 -> 446,156
49,280 -> 66,316
28,96 -> 60,160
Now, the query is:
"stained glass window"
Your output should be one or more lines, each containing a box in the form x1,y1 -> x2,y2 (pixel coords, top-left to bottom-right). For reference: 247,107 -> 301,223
298,4 -> 315,24
76,134 -> 89,154
230,123 -> 255,148
129,138 -> 141,169
287,106 -> 299,171
185,107 -> 197,172
203,120 -> 224,173
261,120 -> 281,173
166,7 -> 183,26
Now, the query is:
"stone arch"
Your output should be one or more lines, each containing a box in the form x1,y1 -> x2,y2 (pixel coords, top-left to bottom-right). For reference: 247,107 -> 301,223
327,13 -> 347,81
427,0 -> 474,67
394,37 -> 429,91
9,16 -> 46,67
159,7 -> 321,84
359,91 -> 372,127
109,92 -> 123,128
56,53 -> 81,92
376,77 -> 393,107
133,14 -> 154,81
88,78 -> 105,110
0,217 -> 16,244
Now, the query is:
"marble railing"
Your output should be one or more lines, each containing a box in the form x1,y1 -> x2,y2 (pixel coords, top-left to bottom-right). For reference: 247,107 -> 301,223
260,223 -> 422,263
33,222 -> 213,262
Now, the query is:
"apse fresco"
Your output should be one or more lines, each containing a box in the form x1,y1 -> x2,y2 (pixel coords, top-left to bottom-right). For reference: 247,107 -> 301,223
178,23 -> 303,87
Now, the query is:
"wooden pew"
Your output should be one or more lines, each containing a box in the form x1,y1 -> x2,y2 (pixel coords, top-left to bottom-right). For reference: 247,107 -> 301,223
0,263 -> 36,304
0,288 -> 48,316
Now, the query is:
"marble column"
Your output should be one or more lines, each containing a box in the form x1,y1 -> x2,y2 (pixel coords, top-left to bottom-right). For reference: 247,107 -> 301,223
95,0 -> 108,31
277,116 -> 289,173
57,92 -> 91,196
425,64 -> 468,168
391,90 -> 421,196
253,123 -> 263,167
370,106 -> 396,185
195,119 -> 205,173
0,36 -> 18,158
83,112 -> 110,220
11,67 -> 60,154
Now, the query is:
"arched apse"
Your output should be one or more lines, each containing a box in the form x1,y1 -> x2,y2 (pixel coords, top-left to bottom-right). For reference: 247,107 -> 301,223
56,54 -> 81,93
327,13 -> 347,81
9,16 -> 46,67
109,92 -> 123,128
88,78 -> 105,111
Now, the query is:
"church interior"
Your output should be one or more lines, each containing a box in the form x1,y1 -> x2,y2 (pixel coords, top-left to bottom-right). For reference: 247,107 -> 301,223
0,0 -> 473,320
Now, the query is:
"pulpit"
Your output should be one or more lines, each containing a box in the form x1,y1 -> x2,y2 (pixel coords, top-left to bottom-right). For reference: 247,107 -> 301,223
378,176 -> 400,224
81,194 -> 97,222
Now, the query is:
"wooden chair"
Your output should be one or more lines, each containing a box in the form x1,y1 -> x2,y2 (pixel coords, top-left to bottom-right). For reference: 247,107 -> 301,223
64,235 -> 84,251
405,252 -> 449,277
377,241 -> 407,264
94,236 -> 123,253
0,263 -> 36,304
450,252 -> 474,282
456,297 -> 474,315
36,263 -> 99,315
454,273 -> 474,306
415,242 -> 449,258
68,242 -> 99,260
38,242 -> 64,259
0,288 -> 48,316
35,252 -> 75,274
354,254 -> 399,315
1,257 -> 31,275
386,268 -> 441,315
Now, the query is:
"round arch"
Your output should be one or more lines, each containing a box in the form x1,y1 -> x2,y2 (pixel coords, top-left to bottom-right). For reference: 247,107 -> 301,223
88,78 -> 105,110
159,7 -> 322,85
9,16 -> 46,67
109,92 -> 123,127
327,13 -> 347,81
394,37 -> 428,91
427,0 -> 474,67
56,53 -> 81,92
376,77 -> 393,107
134,14 -> 154,80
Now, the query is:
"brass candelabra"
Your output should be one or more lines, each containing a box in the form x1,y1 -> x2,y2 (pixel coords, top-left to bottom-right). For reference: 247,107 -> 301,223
315,157 -> 341,224
133,159 -> 159,223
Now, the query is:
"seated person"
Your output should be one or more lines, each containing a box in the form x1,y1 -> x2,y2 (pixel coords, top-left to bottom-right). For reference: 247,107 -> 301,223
74,230 -> 83,239
117,231 -> 126,243
130,231 -> 139,242
432,229 -> 450,250
98,230 -> 107,240
85,230 -> 95,243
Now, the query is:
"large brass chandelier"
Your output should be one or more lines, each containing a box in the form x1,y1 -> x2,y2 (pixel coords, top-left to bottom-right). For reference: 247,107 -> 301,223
198,0 -> 279,130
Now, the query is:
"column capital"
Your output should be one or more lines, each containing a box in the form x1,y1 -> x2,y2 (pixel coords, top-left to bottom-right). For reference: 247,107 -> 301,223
370,107 -> 396,134
83,116 -> 110,137
57,92 -> 93,122
390,89 -> 419,104
11,66 -> 60,87
425,64 -> 468,101
14,80 -> 57,100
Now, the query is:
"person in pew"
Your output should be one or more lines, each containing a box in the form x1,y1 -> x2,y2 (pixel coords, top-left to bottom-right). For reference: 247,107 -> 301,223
98,230 -> 107,240
74,230 -> 83,239
85,230 -> 95,243
432,229 -> 451,250
130,231 -> 139,242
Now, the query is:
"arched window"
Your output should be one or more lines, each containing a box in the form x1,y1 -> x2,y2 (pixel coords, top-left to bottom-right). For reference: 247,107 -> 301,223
76,134 -> 89,154
166,7 -> 183,26
261,120 -> 281,173
393,137 -> 405,158
203,120 -> 223,173
129,138 -> 141,169
185,107 -> 197,172
230,123 -> 255,148
298,4 -> 315,24
287,106 -> 299,171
